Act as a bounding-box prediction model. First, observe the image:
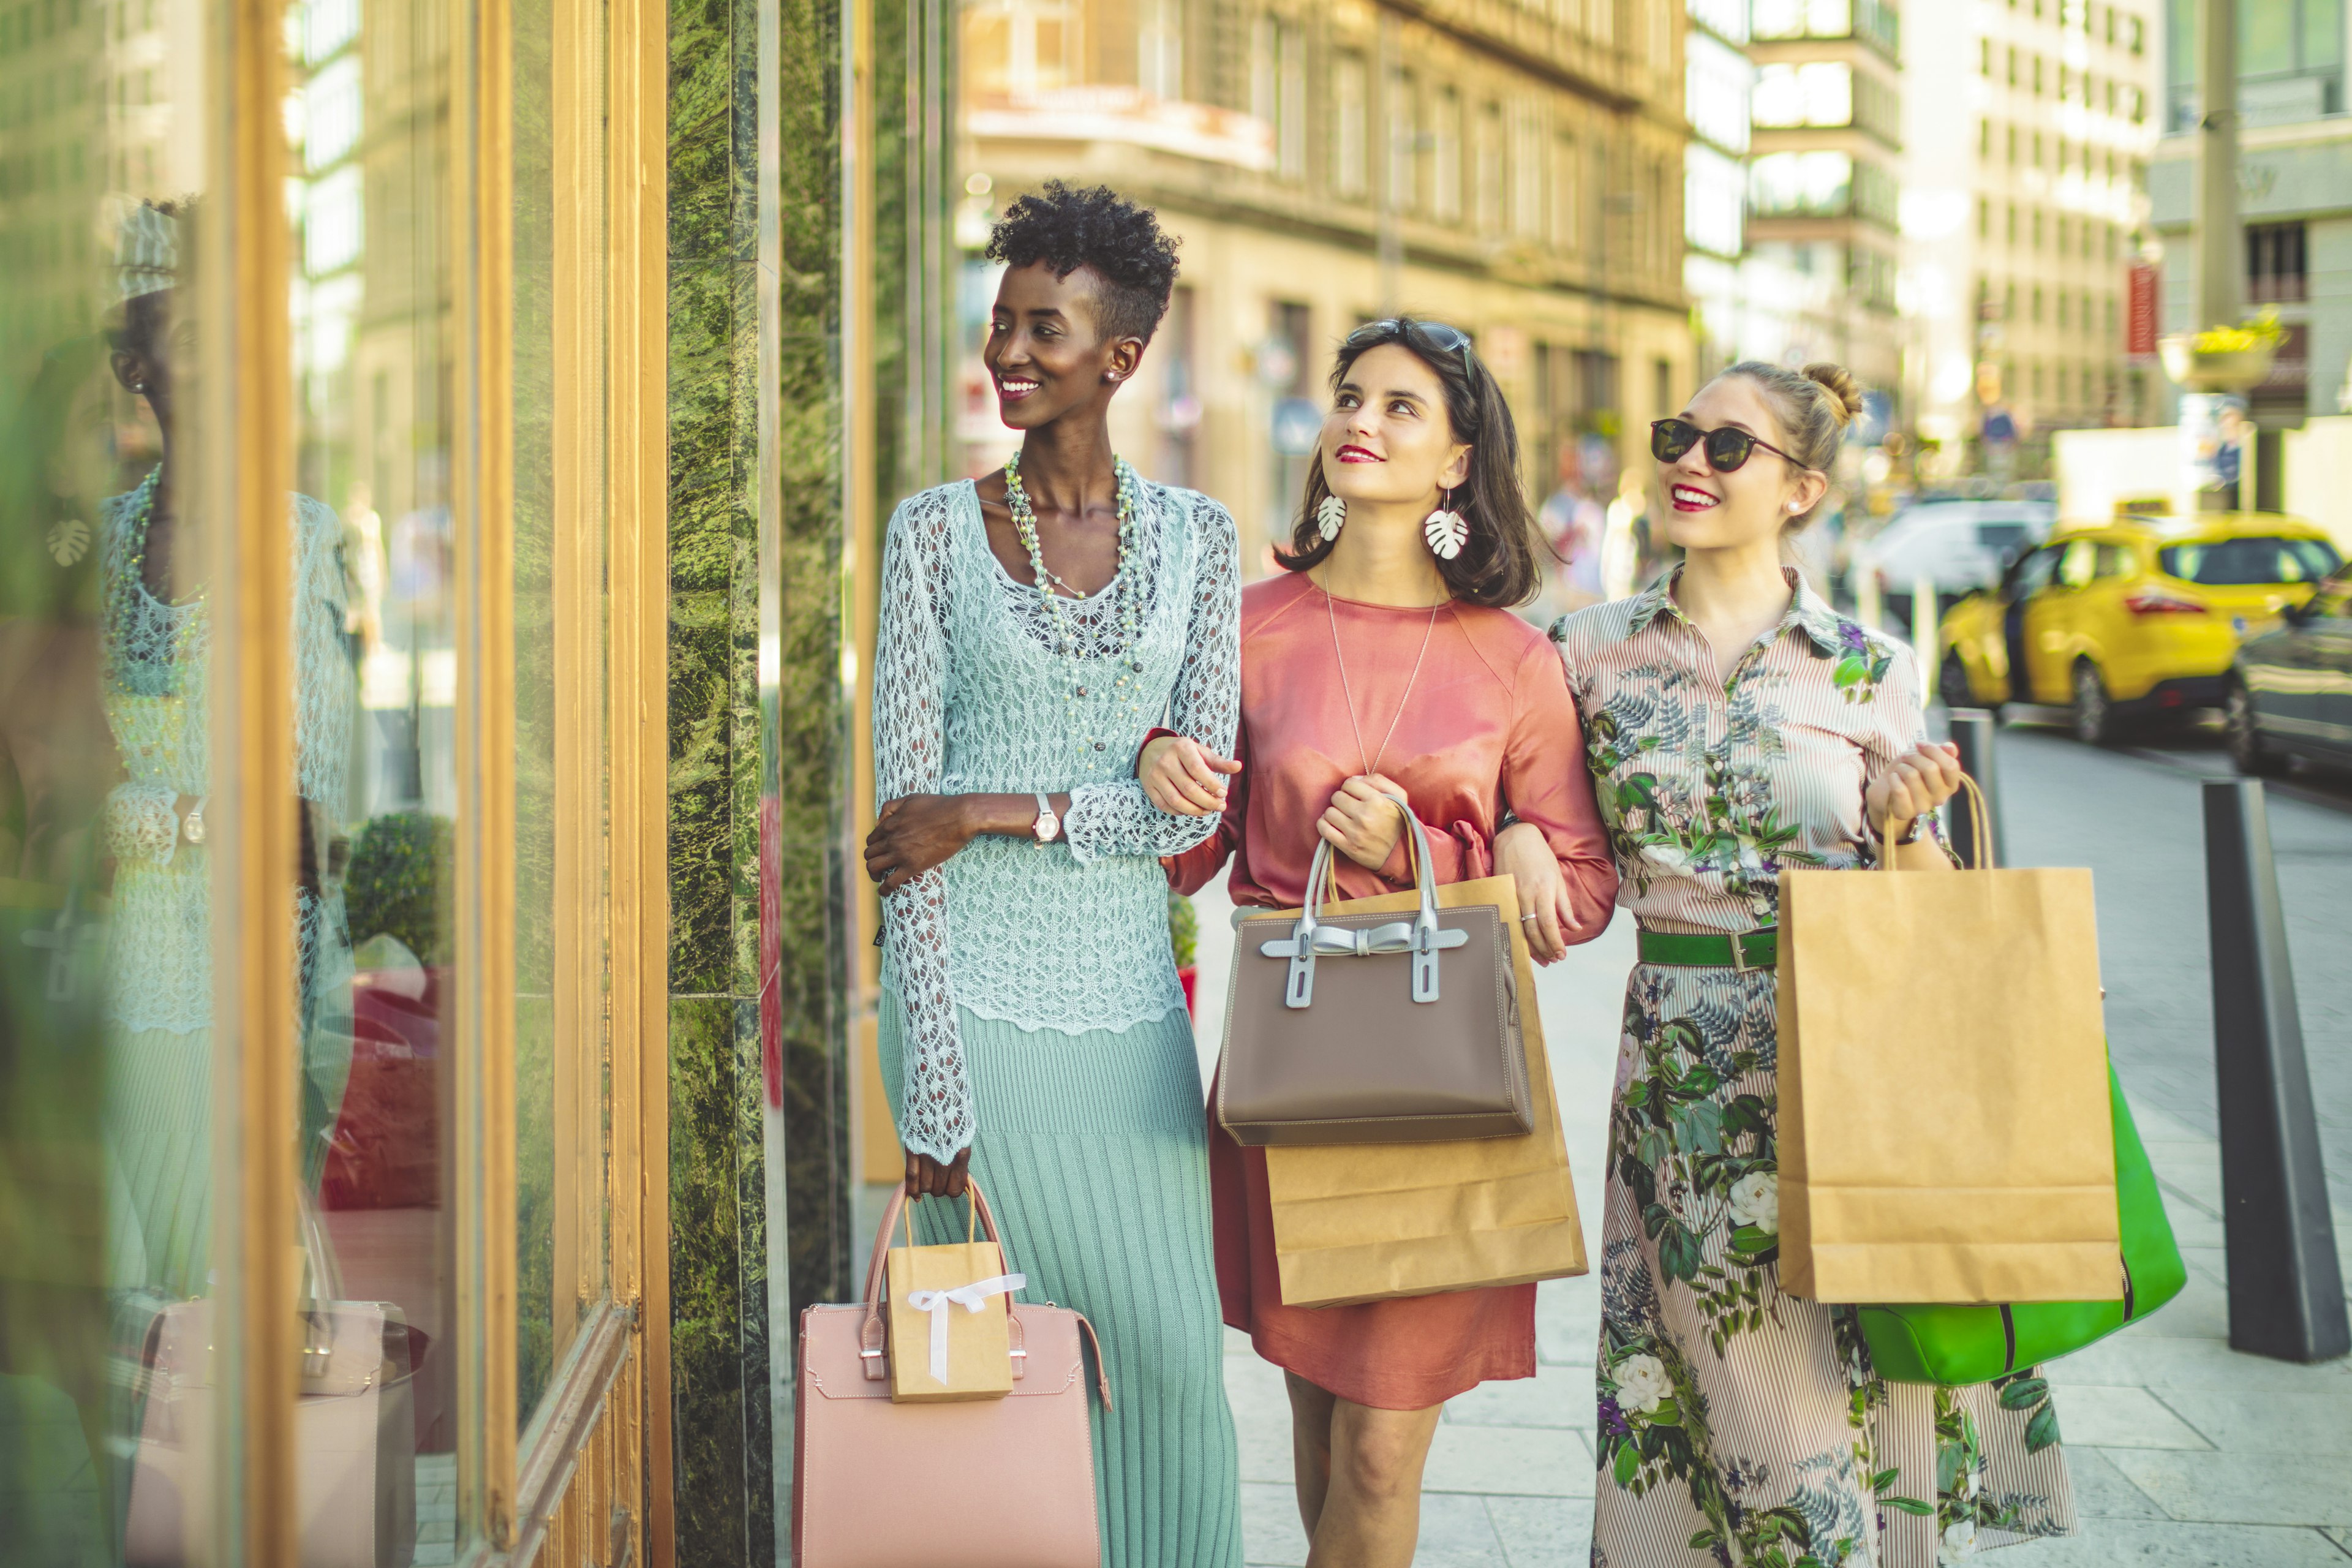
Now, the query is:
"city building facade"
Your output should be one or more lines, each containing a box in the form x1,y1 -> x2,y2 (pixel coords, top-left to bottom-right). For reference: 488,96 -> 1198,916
951,0 -> 1695,562
2149,0 -> 2352,495
1684,0 -> 1760,374
1738,0 -> 1905,396
1905,0 -> 2163,478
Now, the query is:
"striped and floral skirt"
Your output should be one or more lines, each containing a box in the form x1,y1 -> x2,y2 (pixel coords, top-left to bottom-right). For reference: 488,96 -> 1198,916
1590,962 -> 2078,1568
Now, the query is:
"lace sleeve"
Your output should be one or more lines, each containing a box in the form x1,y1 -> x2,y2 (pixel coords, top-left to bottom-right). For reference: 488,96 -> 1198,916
292,496 -> 354,807
104,782 -> 180,865
873,491 -> 975,1163
1062,491 -> 1241,864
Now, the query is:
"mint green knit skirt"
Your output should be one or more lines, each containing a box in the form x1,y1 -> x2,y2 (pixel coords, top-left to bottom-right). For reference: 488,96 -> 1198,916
878,995 -> 1242,1568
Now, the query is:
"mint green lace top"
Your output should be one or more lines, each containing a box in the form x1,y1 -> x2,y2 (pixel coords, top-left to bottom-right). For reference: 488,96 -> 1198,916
874,478 -> 1241,1161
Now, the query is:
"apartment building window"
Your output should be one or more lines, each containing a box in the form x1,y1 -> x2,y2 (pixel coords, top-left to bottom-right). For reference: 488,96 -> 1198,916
1139,0 -> 1181,100
2058,288 -> 2070,329
1248,15 -> 1306,181
2032,284 -> 2045,322
1752,0 -> 1861,39
1982,36 -> 1993,74
1753,61 -> 1853,126
1978,195 -> 1991,237
1980,116 -> 1992,156
1511,106 -> 1545,237
1475,103 -> 1505,233
1387,69 -> 1417,211
2032,208 -> 2043,248
1431,86 -> 1463,220
2129,14 -> 2142,51
2007,44 -> 2018,83
2247,221 -> 2309,303
2007,123 -> 2018,162
2105,4 -> 2117,43
2033,53 -> 2044,93
2032,129 -> 2043,165
1551,131 -> 1580,249
1334,53 -> 1368,197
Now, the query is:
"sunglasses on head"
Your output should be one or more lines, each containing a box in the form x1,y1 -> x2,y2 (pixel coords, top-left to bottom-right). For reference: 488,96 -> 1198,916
1649,417 -> 1808,475
1345,317 -> 1476,363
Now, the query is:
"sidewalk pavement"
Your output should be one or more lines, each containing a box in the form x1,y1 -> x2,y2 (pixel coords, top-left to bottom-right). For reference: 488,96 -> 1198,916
1189,872 -> 2352,1567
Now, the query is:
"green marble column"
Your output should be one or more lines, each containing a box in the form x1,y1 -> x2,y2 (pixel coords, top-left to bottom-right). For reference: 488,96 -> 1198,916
666,0 -> 952,1556
666,0 -> 792,1555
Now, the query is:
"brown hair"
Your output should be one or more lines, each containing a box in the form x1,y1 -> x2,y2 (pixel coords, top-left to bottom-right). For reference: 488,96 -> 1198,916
1714,360 -> 1863,526
1275,317 -> 1545,608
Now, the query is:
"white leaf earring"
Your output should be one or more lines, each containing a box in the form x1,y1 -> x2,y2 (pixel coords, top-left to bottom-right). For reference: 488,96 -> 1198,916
1423,488 -> 1468,560
1315,494 -> 1347,541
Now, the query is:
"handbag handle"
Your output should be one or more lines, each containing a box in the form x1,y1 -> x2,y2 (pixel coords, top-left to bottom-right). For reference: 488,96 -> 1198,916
1280,792 -> 1455,1007
861,1177 -> 1009,1310
1878,771 -> 1992,871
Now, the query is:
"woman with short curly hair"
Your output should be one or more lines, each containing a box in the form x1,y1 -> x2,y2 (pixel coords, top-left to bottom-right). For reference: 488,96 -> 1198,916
861,181 -> 1243,1565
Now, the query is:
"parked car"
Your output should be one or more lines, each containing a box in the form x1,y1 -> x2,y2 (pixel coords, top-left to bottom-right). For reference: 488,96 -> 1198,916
1853,499 -> 2056,630
1937,512 -> 2342,744
2226,562 -> 2352,775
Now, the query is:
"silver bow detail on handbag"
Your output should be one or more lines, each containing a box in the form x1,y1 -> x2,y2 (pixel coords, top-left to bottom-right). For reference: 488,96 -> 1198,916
1257,807 -> 1470,1007
1216,799 -> 1532,1146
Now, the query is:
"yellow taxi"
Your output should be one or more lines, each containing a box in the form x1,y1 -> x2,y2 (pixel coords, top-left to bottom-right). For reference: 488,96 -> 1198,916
1936,512 -> 2343,744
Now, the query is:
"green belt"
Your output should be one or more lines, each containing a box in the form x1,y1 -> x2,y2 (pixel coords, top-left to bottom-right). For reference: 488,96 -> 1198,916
1635,926 -> 1778,971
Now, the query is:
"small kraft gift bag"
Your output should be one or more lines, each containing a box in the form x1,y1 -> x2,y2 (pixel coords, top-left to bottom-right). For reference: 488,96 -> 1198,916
1235,870 -> 1586,1308
885,1186 -> 1026,1403
1777,775 -> 2120,1305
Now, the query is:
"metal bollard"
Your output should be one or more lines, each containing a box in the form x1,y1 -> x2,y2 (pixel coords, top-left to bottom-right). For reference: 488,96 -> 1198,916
1945,709 -> 2005,869
2201,778 -> 2350,1363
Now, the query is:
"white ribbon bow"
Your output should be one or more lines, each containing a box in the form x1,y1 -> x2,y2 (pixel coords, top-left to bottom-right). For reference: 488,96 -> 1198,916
902,1273 -> 1027,1385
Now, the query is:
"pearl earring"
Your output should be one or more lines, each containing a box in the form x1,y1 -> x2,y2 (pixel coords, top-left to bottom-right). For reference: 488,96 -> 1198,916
1315,494 -> 1346,540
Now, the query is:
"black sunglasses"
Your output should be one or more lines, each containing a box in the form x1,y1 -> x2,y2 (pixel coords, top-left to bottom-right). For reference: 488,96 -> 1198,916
1346,317 -> 1477,364
1649,416 -> 1809,475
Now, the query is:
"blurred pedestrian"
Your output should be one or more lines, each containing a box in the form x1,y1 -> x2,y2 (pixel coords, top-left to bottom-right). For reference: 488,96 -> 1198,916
1539,440 -> 1605,612
1144,316 -> 1616,1568
1529,360 -> 2078,1566
860,181 -> 1244,1567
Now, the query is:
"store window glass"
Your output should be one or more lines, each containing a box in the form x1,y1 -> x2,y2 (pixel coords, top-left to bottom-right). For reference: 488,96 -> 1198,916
0,0 -> 234,1559
284,0 -> 472,1553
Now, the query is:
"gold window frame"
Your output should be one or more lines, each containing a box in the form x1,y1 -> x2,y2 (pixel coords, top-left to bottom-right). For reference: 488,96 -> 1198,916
208,0 -> 671,1553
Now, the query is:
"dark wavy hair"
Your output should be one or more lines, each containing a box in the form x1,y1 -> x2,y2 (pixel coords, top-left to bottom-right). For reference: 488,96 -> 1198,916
984,181 -> 1180,345
1276,317 -> 1544,609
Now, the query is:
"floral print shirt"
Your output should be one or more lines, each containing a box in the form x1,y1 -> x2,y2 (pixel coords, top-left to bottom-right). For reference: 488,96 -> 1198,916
1548,566 -> 1948,937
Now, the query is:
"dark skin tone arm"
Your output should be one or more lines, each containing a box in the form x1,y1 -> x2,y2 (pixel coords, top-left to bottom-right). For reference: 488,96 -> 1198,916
865,258 -> 1147,1199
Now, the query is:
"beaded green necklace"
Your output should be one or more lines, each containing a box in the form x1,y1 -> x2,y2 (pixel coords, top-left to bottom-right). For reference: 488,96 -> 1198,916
1002,451 -> 1150,771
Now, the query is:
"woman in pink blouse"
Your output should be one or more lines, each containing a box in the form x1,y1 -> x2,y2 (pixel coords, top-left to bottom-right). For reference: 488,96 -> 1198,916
1142,318 -> 1617,1567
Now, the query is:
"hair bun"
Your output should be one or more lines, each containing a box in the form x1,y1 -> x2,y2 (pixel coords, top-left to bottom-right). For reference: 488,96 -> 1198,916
1801,362 -> 1864,427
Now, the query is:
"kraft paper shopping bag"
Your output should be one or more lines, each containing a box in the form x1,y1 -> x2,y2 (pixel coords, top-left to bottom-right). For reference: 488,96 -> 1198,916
1777,788 -> 2118,1305
884,1193 -> 1023,1403
1255,875 -> 1586,1307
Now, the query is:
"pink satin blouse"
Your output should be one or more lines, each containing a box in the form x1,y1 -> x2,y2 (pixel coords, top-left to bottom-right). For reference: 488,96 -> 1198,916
1166,571 -> 1617,925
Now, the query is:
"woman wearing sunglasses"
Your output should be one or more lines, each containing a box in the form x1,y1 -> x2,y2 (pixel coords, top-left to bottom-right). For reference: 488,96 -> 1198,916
1141,317 -> 1617,1567
1537,363 -> 2075,1565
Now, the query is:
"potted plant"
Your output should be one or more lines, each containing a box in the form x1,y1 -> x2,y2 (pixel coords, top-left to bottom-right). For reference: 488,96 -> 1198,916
2158,311 -> 2283,393
1168,887 -> 1199,1016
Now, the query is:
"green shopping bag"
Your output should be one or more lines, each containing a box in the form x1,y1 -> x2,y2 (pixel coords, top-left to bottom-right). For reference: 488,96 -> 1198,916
1857,1066 -> 2186,1385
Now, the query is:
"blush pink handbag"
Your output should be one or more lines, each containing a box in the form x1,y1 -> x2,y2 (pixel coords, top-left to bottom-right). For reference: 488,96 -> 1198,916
791,1180 -> 1110,1567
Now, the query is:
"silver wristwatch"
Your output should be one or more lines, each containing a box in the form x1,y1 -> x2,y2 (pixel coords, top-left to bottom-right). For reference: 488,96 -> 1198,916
1031,792 -> 1060,843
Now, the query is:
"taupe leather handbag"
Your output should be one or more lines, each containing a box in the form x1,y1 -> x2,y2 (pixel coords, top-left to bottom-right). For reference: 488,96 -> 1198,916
1216,805 -> 1531,1145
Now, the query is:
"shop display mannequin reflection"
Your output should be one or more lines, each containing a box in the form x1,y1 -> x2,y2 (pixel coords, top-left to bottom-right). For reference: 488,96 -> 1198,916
97,200 -> 358,1302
